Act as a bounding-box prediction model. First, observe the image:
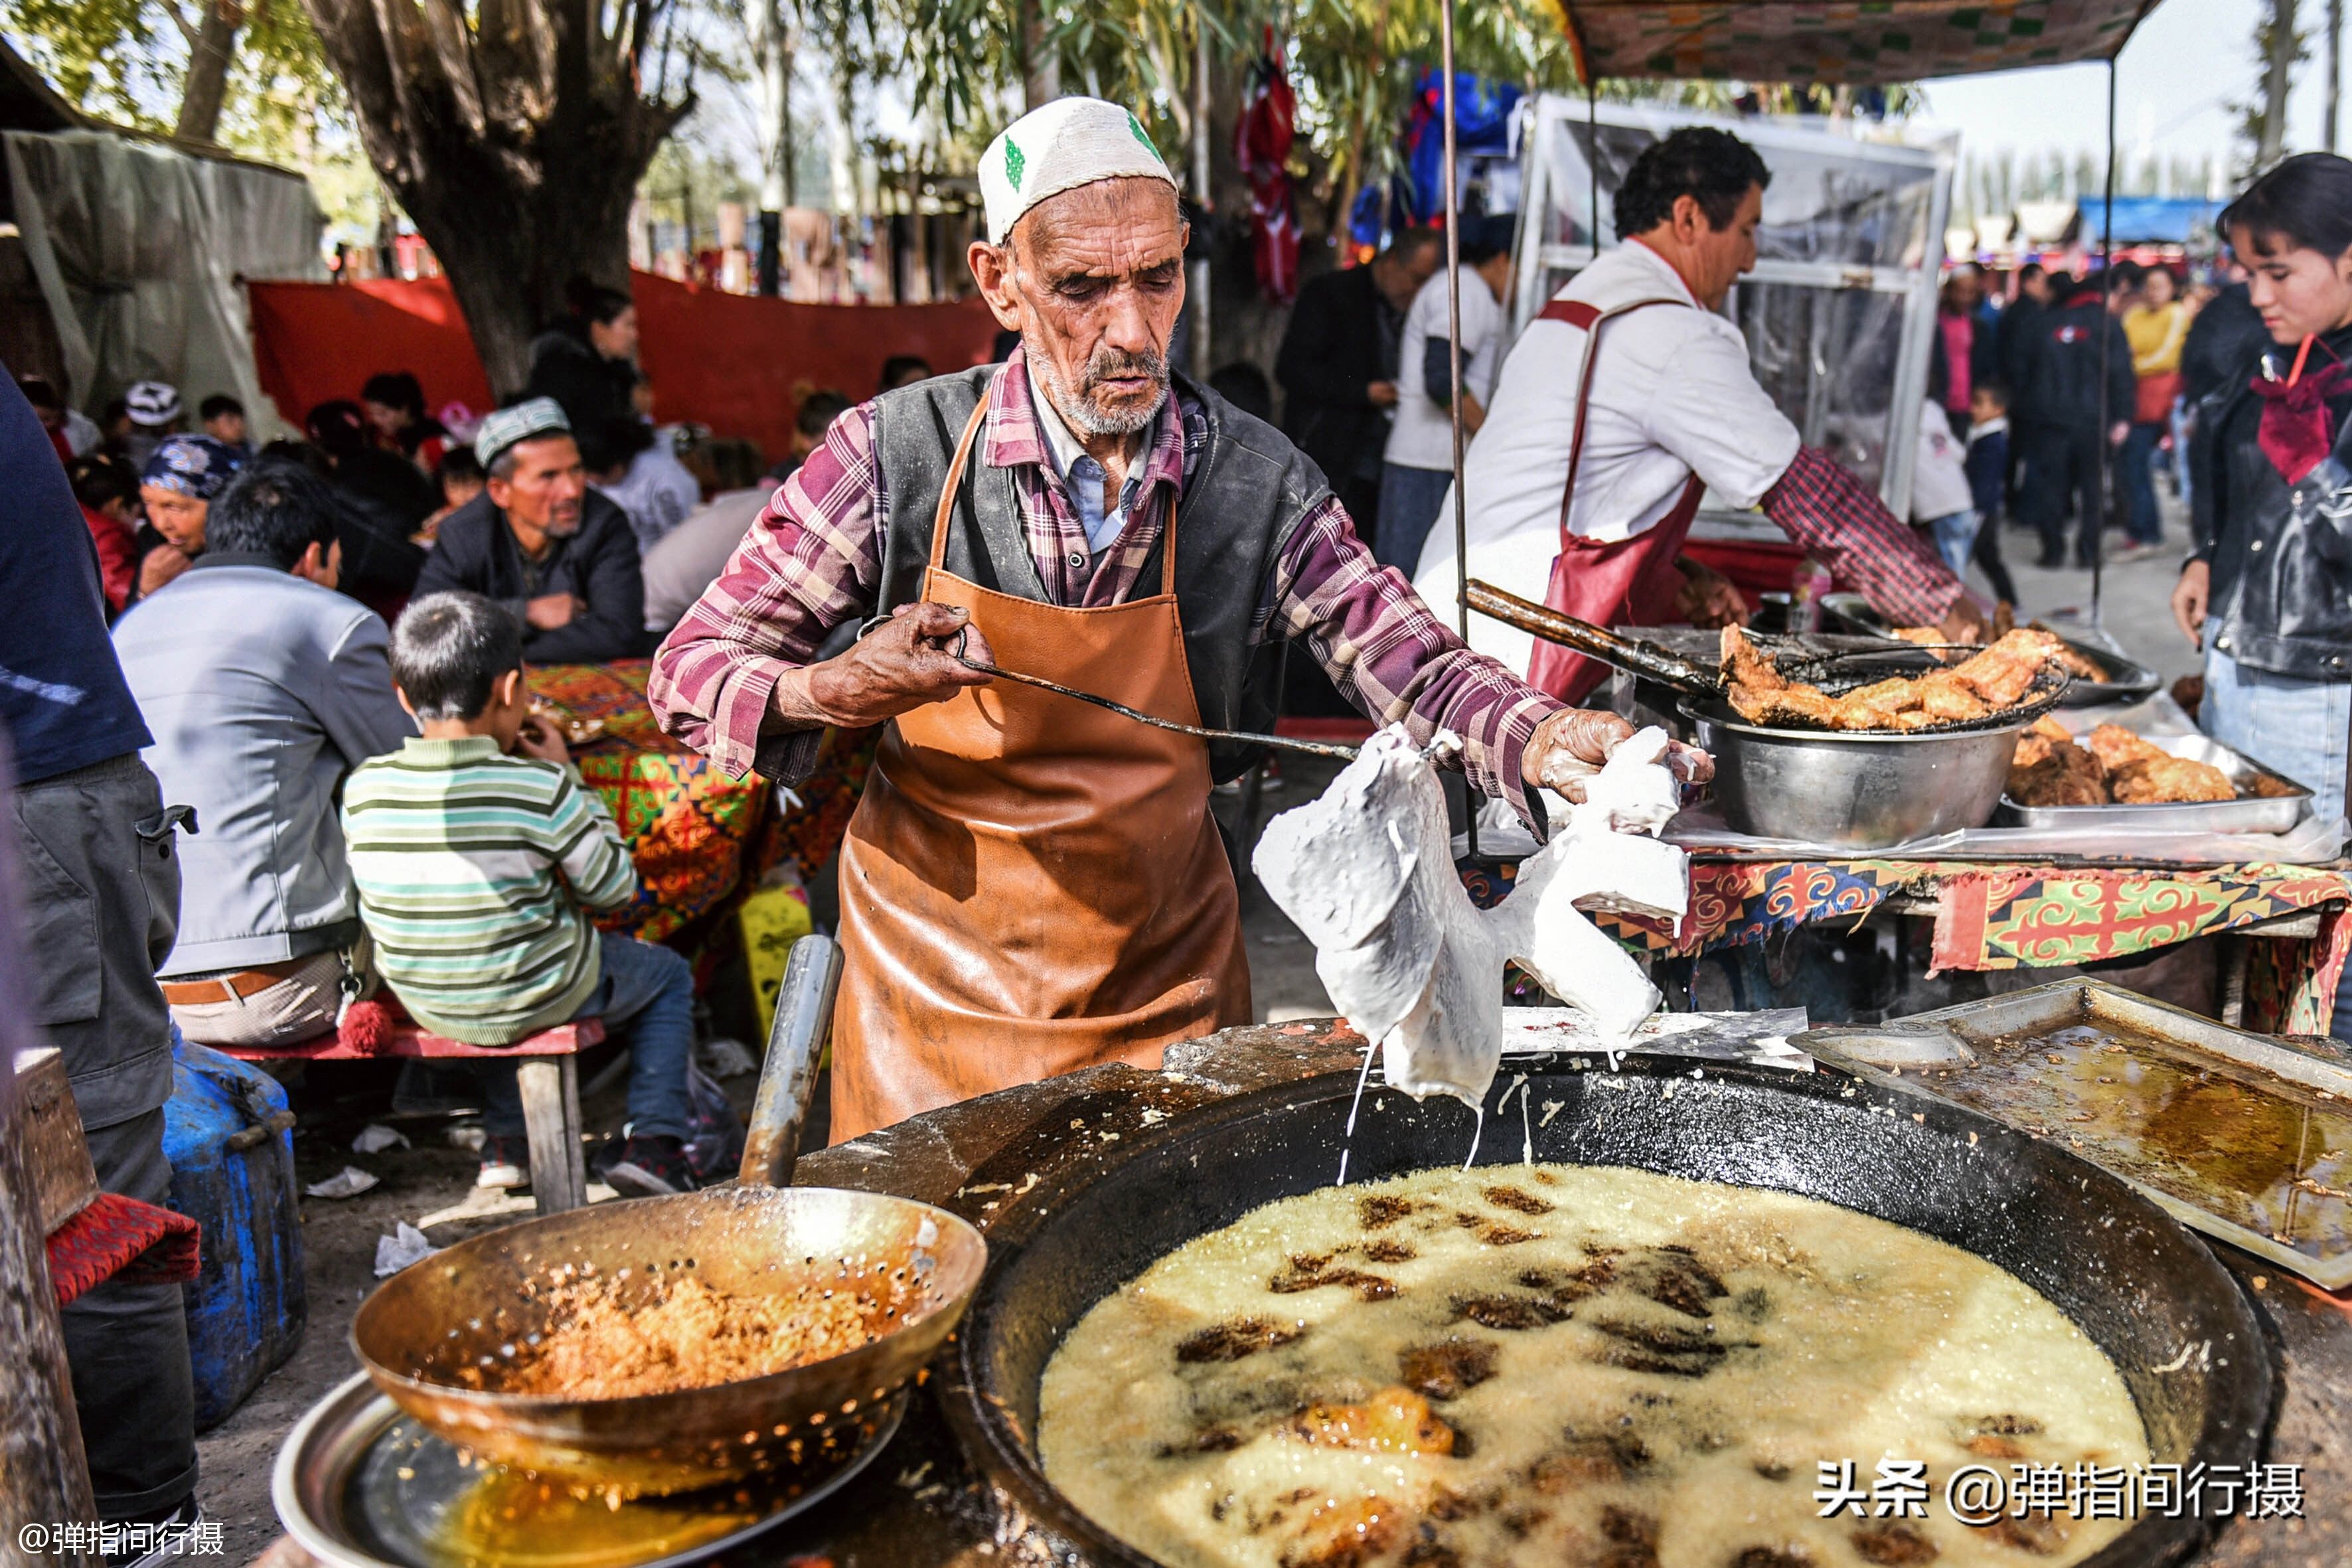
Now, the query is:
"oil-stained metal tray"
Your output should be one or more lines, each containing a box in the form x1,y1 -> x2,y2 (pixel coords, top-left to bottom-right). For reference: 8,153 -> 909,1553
1998,731 -> 2312,834
1799,979 -> 2352,1288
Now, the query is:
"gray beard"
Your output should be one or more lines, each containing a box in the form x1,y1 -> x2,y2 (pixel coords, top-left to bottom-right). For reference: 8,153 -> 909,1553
1026,339 -> 1168,438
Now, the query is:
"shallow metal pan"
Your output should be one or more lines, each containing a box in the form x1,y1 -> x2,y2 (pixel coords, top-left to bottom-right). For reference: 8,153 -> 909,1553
1820,592 -> 2161,706
1998,732 -> 2313,834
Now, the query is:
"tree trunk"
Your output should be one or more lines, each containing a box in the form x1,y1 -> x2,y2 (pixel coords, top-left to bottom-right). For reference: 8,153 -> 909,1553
752,0 -> 795,295
2253,0 -> 2304,169
1020,0 -> 1059,110
2329,0 -> 2343,153
175,0 -> 244,143
301,0 -> 688,394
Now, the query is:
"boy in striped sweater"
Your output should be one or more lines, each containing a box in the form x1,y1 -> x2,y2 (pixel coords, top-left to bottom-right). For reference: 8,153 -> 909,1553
343,591 -> 700,1196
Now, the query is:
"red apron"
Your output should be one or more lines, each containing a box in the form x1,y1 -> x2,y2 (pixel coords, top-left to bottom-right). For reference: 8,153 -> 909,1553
1522,296 -> 1705,706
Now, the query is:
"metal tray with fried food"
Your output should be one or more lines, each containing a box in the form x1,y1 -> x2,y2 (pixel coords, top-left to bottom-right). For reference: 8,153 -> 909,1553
1800,979 -> 2352,1287
1999,730 -> 2312,834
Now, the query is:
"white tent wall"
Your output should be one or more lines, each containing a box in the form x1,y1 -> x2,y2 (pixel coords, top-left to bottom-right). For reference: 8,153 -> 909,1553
4,128 -> 324,437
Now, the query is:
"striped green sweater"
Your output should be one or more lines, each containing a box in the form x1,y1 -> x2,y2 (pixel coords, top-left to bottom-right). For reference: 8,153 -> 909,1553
341,736 -> 637,1044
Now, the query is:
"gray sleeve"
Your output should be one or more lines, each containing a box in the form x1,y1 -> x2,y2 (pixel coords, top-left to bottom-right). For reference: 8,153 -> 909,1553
319,612 -> 418,767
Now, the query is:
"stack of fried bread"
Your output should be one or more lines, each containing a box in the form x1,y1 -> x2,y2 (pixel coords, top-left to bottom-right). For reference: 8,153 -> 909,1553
2007,719 -> 2287,807
1889,614 -> 2109,684
1721,625 -> 2070,732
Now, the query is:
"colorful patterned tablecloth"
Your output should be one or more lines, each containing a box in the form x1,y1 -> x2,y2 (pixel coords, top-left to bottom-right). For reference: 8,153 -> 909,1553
1462,856 -> 2352,1036
528,663 -> 874,942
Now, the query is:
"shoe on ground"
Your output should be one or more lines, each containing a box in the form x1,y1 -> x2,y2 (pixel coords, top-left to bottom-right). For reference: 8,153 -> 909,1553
476,1133 -> 529,1190
2035,552 -> 2065,569
104,1495 -> 203,1568
605,1134 -> 700,1197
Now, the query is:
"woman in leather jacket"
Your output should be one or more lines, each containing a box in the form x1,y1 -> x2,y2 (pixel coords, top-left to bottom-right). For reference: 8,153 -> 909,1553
2170,154 -> 2352,828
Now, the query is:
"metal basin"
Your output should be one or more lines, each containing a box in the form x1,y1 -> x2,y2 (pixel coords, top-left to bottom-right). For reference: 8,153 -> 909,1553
1684,695 -> 2027,848
945,1056 -> 2270,1568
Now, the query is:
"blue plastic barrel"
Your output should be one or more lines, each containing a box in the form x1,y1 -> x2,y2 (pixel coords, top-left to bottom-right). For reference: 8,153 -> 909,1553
161,1035 -> 307,1430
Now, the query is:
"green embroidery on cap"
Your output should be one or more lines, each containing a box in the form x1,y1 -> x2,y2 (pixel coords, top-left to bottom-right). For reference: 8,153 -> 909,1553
1127,112 -> 1158,157
1004,135 -> 1025,190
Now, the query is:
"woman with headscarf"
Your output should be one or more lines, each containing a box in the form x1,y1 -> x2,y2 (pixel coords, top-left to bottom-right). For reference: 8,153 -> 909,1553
359,370 -> 451,473
131,433 -> 244,600
2171,154 -> 2352,951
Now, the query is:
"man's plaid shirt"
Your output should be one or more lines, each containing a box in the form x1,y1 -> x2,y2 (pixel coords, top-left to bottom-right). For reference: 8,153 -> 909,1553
648,351 -> 1562,826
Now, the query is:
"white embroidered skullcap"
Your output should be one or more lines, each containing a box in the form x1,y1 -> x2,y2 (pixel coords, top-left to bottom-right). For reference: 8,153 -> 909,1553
979,97 -> 1176,246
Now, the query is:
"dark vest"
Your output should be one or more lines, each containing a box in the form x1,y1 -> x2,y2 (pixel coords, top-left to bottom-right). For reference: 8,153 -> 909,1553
869,366 -> 1332,781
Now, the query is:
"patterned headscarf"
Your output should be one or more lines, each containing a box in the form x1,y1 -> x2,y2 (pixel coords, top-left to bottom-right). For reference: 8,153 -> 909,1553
139,434 -> 244,501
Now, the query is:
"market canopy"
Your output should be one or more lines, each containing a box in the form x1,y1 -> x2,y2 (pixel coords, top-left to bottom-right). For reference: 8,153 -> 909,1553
1557,2 -> 2161,86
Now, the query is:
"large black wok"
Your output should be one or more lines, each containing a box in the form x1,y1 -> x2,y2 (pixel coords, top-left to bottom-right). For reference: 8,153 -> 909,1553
946,1053 -> 2272,1568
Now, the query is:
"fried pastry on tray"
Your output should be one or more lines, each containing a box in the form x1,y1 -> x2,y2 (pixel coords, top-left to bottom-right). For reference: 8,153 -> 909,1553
2108,753 -> 2236,804
2008,718 -> 2108,807
2082,723 -> 2167,773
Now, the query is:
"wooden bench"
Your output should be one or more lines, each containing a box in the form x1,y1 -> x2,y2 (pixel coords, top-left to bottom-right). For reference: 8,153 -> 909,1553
218,1019 -> 606,1214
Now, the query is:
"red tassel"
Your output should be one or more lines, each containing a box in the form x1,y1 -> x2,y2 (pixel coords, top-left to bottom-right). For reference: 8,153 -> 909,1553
339,998 -> 394,1055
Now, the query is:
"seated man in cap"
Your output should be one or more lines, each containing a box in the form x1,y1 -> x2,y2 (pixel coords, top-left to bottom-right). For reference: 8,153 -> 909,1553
414,398 -> 646,662
651,96 -> 1707,1145
123,379 -> 184,469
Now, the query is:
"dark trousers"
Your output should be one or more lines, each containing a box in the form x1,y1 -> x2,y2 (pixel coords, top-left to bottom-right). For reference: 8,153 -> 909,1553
2017,422 -> 2108,566
1971,509 -> 2019,604
9,755 -> 198,1517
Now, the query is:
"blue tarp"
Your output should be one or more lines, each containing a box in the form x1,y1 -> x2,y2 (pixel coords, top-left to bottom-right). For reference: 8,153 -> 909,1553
2077,196 -> 2223,244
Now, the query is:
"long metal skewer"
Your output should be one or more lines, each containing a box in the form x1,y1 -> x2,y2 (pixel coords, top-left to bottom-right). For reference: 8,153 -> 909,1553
949,629 -> 1362,760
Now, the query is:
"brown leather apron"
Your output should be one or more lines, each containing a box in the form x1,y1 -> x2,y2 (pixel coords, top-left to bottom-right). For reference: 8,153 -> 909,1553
827,396 -> 1251,1142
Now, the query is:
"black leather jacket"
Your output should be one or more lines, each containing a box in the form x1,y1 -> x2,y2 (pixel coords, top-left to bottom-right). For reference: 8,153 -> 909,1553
2195,323 -> 2352,681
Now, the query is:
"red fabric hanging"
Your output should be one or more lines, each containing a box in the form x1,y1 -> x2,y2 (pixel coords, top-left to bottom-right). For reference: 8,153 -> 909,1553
1234,31 -> 1300,303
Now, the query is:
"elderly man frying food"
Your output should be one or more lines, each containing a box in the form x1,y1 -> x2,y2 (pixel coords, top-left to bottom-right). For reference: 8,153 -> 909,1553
650,98 -> 1704,1143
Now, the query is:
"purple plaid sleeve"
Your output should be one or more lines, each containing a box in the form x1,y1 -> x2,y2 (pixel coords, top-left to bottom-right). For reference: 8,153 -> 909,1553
647,402 -> 886,782
1269,497 -> 1565,830
1763,445 -> 1965,625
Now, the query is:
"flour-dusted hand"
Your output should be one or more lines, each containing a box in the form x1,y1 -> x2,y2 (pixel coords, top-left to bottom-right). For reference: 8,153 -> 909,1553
1524,708 -> 1713,801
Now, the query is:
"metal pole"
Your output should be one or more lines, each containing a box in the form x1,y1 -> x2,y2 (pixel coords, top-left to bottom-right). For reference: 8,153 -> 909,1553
2092,58 -> 2117,622
1440,0 -> 1477,861
1587,74 -> 1601,264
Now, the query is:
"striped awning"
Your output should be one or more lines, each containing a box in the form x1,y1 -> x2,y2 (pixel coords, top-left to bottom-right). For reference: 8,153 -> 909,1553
1555,1 -> 2161,85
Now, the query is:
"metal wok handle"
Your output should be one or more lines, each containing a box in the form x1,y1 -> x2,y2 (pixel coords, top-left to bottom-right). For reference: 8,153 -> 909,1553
738,933 -> 842,1189
1463,579 -> 1721,694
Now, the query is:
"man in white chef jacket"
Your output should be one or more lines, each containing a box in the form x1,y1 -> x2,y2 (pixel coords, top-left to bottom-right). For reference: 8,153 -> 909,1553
1415,125 -> 1984,702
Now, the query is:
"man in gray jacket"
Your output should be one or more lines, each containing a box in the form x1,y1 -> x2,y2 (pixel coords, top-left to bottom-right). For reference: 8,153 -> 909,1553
115,460 -> 416,1048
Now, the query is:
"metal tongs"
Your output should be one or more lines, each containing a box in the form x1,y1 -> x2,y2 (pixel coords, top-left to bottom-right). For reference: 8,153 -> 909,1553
1464,580 -> 1726,694
947,627 -> 1362,760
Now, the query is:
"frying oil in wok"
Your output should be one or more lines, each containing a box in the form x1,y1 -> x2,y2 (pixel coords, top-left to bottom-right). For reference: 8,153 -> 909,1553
1038,1164 -> 2147,1568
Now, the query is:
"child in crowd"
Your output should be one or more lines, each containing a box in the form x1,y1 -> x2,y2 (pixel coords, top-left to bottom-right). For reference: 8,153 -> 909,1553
416,447 -> 486,544
199,394 -> 252,457
343,591 -> 701,1197
1910,396 -> 1978,577
1965,382 -> 2017,606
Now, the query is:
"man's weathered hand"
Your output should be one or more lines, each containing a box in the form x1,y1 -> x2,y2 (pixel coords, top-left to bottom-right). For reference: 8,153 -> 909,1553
1673,562 -> 1749,629
526,593 -> 581,631
1367,380 -> 1400,409
1522,708 -> 1714,801
782,603 -> 997,730
2171,559 -> 2210,649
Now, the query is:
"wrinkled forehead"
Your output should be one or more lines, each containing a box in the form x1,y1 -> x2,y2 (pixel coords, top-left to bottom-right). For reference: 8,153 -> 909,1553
1012,177 -> 1185,273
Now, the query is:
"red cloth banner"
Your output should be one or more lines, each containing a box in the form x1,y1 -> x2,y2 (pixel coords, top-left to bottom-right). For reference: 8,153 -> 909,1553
245,273 -> 1000,463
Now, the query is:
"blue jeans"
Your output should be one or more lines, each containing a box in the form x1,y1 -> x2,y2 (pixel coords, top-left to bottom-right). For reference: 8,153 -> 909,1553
2120,422 -> 2164,544
1373,463 -> 1456,574
480,932 -> 697,1141
2167,397 -> 2193,506
1924,509 -> 1980,578
2201,633 -> 2352,1040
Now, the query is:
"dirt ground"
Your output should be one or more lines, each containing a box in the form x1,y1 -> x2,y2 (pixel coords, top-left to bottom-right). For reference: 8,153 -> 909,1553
193,509 -> 2204,1555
